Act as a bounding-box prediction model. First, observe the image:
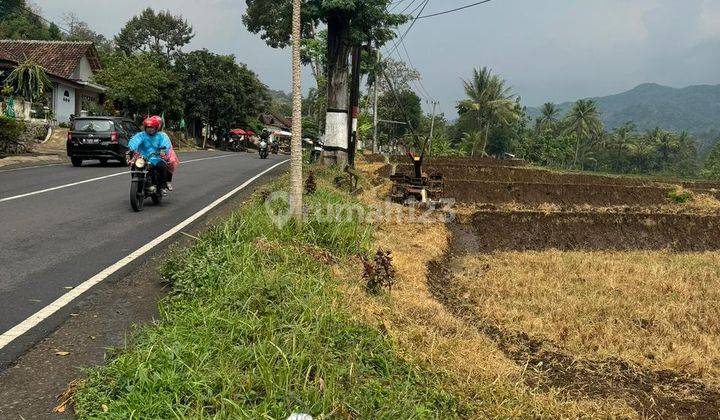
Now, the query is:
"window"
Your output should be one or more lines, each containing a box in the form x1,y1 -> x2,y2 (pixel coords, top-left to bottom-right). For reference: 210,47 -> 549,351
72,119 -> 113,132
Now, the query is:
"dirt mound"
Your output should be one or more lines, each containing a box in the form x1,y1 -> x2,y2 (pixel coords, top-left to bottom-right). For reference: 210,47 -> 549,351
446,180 -> 704,206
468,211 -> 720,252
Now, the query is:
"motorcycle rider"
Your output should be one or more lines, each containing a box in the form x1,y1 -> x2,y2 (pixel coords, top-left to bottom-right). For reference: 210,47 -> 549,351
259,129 -> 270,158
128,115 -> 178,195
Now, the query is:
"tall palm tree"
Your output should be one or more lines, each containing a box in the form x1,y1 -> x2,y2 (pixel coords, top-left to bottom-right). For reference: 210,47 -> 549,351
609,122 -> 635,171
630,130 -> 657,173
5,59 -> 51,120
564,99 -> 603,168
537,102 -> 559,131
458,67 -> 520,157
289,0 -> 303,220
654,129 -> 679,170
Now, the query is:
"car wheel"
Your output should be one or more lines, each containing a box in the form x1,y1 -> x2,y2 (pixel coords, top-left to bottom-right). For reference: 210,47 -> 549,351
71,157 -> 83,167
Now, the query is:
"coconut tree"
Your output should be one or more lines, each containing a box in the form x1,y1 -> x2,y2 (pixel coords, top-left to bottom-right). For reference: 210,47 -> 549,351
609,122 -> 635,172
537,102 -> 559,131
289,0 -> 302,220
458,67 -> 520,157
655,129 -> 679,170
5,59 -> 51,120
460,130 -> 483,156
564,99 -> 603,169
629,130 -> 657,173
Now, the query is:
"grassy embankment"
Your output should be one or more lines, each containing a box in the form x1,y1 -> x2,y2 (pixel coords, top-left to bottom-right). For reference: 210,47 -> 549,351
74,167 -> 473,418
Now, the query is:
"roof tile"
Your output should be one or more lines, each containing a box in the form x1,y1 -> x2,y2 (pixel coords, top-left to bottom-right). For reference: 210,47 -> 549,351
0,40 -> 101,80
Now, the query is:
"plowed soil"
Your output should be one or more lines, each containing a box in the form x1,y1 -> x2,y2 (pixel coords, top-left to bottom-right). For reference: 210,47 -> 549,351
445,180 -> 714,206
469,210 -> 720,252
392,163 -> 720,190
389,156 -> 527,167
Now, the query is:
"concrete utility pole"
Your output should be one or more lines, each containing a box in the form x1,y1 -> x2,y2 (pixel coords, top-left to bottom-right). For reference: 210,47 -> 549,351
289,0 -> 303,220
372,48 -> 380,154
347,44 -> 361,168
428,100 -> 438,156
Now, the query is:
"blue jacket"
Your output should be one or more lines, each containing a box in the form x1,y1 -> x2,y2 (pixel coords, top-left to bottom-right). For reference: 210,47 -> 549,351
128,131 -> 172,165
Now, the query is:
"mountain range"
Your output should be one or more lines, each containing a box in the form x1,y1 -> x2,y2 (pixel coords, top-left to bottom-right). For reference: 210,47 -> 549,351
526,83 -> 720,135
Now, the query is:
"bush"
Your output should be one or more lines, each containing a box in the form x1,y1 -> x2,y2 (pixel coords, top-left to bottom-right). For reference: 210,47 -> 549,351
0,116 -> 26,155
668,188 -> 693,203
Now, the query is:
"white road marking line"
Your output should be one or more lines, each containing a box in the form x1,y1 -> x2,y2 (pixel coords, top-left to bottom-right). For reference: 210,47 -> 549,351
0,163 -> 64,173
0,159 -> 288,350
0,154 -> 236,203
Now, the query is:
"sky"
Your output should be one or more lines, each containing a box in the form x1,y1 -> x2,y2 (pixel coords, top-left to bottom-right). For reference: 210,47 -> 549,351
32,0 -> 720,117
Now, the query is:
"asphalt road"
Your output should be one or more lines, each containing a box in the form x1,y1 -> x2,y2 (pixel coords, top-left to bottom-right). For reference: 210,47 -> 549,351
0,150 -> 287,367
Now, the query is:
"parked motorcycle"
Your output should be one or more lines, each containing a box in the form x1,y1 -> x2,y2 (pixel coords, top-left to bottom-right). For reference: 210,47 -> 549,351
259,140 -> 269,159
128,149 -> 166,212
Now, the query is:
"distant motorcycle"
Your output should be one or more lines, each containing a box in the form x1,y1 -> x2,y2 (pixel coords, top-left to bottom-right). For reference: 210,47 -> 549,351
228,137 -> 242,152
270,141 -> 279,154
128,149 -> 165,212
259,140 -> 269,159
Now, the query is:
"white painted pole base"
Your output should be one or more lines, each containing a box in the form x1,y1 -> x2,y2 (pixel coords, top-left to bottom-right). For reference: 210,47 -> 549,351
322,111 -> 349,167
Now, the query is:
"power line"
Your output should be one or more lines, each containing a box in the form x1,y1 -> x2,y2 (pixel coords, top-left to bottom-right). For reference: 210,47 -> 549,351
399,38 -> 434,101
385,0 -> 430,57
417,0 -> 495,19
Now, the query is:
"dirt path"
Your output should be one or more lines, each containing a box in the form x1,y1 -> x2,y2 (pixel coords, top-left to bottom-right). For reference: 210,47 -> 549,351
426,221 -> 720,419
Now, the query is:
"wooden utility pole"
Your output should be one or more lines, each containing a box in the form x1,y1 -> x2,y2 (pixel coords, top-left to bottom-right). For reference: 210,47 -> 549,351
289,0 -> 303,220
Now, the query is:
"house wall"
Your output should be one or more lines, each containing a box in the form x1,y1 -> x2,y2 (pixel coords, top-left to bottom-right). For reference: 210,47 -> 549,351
54,83 -> 76,124
72,57 -> 93,81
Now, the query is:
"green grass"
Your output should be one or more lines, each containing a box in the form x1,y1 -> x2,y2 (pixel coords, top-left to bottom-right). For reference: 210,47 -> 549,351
74,168 -> 472,419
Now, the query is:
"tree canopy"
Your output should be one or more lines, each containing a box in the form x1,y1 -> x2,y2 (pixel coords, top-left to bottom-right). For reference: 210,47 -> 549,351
243,0 -> 406,48
0,0 -> 62,40
174,49 -> 270,132
115,8 -> 194,61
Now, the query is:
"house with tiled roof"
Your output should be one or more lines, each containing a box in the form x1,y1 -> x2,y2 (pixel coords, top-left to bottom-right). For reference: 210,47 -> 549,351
258,113 -> 293,145
0,40 -> 106,124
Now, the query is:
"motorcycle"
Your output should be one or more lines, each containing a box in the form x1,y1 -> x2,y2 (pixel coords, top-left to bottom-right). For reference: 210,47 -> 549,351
228,137 -> 241,152
259,140 -> 269,159
128,148 -> 166,212
270,141 -> 279,154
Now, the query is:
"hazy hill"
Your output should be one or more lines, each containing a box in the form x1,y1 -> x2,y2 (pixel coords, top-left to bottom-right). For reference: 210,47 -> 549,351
527,83 -> 720,135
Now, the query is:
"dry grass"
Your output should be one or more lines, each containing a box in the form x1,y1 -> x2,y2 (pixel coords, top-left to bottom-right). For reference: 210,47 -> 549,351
343,161 -> 638,417
453,250 -> 720,386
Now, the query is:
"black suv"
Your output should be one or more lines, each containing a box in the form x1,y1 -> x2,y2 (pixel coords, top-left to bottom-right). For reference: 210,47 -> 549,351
66,117 -> 140,167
